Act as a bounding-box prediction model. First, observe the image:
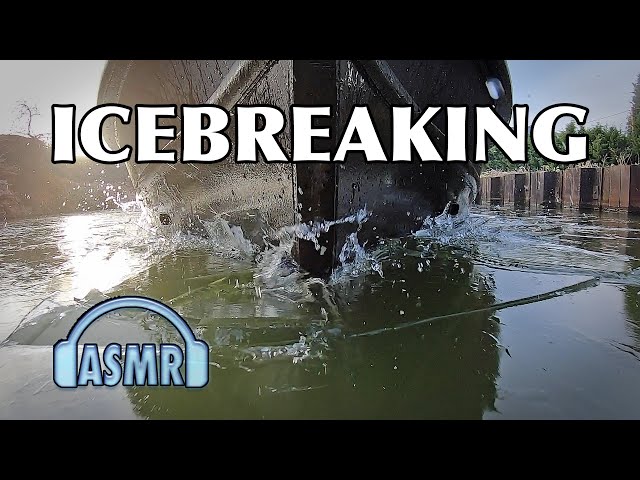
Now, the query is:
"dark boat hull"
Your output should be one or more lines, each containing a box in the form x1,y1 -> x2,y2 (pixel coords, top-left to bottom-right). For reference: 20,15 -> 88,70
97,60 -> 513,276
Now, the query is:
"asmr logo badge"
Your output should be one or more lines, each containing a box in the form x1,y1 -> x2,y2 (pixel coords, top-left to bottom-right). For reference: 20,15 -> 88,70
53,296 -> 209,388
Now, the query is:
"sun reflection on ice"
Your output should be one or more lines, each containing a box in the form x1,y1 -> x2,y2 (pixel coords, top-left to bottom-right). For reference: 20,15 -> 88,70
57,214 -> 137,300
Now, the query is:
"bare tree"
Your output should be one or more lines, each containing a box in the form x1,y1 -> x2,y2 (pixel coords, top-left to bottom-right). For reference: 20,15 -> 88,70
13,100 -> 40,137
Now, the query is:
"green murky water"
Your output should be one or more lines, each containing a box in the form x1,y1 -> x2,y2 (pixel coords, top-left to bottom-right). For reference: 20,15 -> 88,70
2,206 -> 640,419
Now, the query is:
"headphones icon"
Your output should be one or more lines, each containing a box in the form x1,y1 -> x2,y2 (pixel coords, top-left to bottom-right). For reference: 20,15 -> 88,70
53,296 -> 209,388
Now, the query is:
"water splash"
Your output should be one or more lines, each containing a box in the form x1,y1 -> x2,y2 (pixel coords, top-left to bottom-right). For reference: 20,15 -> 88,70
331,232 -> 384,281
13,182 -> 640,373
415,173 -> 481,243
282,205 -> 371,253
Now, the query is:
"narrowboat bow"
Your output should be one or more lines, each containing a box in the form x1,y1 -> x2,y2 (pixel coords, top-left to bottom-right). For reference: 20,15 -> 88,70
97,60 -> 513,276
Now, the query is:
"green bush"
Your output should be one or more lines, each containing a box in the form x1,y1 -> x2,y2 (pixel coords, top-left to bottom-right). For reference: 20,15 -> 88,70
486,72 -> 640,173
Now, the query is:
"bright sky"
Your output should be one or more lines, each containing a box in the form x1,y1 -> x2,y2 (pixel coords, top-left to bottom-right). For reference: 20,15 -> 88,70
0,60 -> 639,138
0,60 -> 106,138
508,60 -> 640,129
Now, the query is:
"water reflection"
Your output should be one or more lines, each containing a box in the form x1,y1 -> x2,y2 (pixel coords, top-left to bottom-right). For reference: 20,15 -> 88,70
124,238 -> 501,419
57,214 -> 139,299
6,208 -> 640,418
592,211 -> 640,356
623,286 -> 640,355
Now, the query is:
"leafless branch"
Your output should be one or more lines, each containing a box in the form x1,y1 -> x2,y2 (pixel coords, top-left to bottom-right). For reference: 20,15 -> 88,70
13,100 -> 40,137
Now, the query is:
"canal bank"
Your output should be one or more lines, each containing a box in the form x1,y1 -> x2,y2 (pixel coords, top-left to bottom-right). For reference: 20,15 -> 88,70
478,164 -> 640,211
